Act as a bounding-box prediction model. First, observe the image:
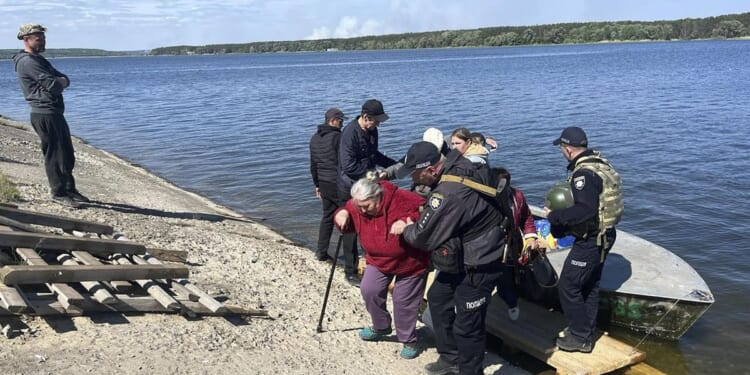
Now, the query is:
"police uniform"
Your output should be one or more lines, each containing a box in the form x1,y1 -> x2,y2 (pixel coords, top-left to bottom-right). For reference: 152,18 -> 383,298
403,150 -> 504,375
548,149 -> 617,346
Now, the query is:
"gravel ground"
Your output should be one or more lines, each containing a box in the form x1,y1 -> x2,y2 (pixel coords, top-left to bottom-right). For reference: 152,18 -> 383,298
0,117 -> 529,375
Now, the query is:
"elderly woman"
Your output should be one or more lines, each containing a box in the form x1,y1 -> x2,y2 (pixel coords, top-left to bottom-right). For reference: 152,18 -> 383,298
334,175 -> 429,359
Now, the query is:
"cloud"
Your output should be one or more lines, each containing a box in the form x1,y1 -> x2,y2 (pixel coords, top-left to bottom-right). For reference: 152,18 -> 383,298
305,16 -> 387,39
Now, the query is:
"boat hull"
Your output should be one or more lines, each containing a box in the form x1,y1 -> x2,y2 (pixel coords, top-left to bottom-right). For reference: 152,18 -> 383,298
529,206 -> 714,340
597,291 -> 712,340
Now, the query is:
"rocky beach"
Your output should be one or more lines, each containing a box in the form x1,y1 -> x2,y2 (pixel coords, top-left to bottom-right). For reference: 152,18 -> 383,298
0,117 -> 525,375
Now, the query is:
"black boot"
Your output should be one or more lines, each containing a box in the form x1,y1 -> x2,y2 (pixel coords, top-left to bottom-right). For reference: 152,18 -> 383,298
424,357 -> 458,375
556,334 -> 593,353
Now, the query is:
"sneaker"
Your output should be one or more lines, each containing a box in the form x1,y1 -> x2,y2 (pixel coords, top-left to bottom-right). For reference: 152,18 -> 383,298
556,334 -> 593,353
345,274 -> 361,288
358,326 -> 392,341
316,253 -> 331,262
51,195 -> 80,208
400,343 -> 420,359
424,357 -> 458,375
67,190 -> 90,203
508,306 -> 520,321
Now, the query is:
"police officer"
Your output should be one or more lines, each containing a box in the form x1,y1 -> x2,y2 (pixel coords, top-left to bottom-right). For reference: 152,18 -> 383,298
390,141 -> 505,375
546,126 -> 623,353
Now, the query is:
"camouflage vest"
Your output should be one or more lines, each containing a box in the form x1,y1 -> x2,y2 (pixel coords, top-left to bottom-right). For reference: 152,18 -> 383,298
569,151 -> 624,232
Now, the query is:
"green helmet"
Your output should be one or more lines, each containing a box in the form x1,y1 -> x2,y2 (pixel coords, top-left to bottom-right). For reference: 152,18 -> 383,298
545,181 -> 574,211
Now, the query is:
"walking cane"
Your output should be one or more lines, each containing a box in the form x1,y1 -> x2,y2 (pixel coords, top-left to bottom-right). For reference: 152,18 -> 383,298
316,235 -> 344,333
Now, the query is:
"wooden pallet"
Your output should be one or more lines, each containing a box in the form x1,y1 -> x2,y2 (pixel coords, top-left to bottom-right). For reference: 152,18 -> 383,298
0,207 -> 267,321
485,296 -> 657,375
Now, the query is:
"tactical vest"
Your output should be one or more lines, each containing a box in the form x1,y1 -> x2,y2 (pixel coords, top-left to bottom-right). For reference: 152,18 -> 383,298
569,151 -> 624,235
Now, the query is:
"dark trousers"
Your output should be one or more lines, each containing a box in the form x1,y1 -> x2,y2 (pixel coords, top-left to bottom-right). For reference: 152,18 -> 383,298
316,182 -> 339,258
497,263 -> 518,309
428,267 -> 501,375
337,188 -> 359,276
30,113 -> 76,196
558,229 -> 616,340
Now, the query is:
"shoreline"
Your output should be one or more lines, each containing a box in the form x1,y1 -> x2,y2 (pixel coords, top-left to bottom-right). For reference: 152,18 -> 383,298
0,117 -> 528,374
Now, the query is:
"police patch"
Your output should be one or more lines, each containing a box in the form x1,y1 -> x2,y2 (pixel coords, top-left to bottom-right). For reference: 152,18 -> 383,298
429,193 -> 444,210
574,176 -> 586,190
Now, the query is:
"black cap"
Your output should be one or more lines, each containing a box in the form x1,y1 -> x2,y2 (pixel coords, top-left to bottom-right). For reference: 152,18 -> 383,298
361,99 -> 389,122
395,141 -> 441,179
552,126 -> 588,147
324,108 -> 345,121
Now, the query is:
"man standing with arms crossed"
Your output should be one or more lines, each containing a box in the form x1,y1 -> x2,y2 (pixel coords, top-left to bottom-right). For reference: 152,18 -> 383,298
546,126 -> 623,353
337,99 -> 397,287
13,24 -> 89,207
391,141 -> 506,375
310,108 -> 345,261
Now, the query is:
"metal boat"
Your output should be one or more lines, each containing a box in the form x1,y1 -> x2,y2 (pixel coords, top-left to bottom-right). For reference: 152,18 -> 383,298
530,206 -> 714,340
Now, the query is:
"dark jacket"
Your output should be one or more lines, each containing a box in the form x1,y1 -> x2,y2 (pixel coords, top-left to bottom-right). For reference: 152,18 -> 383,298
337,181 -> 429,276
309,124 -> 341,187
12,51 -> 68,114
548,149 -> 602,238
336,116 -> 396,191
403,151 -> 505,269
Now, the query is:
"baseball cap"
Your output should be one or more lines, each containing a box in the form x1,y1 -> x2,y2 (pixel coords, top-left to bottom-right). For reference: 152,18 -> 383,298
552,126 -> 588,147
395,141 -> 441,179
324,108 -> 345,121
17,24 -> 46,40
361,99 -> 389,122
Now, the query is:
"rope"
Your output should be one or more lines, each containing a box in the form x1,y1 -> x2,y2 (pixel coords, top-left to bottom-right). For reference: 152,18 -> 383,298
628,293 -> 689,355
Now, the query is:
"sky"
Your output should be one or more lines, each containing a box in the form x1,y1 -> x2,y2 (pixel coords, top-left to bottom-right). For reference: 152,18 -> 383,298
0,0 -> 747,51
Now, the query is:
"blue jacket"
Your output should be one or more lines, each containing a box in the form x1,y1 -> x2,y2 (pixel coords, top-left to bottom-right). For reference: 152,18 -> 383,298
336,116 -> 396,191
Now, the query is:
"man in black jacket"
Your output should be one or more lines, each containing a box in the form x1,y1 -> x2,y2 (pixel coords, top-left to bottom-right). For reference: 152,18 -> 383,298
309,108 -> 345,261
12,23 -> 89,207
337,99 -> 397,286
391,142 -> 505,375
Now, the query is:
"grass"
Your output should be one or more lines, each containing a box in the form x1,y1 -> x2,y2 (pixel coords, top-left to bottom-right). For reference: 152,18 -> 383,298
0,172 -> 21,202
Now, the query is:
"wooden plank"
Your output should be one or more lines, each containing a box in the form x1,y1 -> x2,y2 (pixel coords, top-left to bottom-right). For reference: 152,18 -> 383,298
112,255 -> 181,310
146,248 -> 188,263
0,206 -> 113,234
71,251 -> 134,292
141,254 -> 227,313
15,248 -> 85,312
56,253 -> 117,305
485,296 -> 646,374
613,362 -> 666,375
0,232 -> 145,256
0,217 -> 43,233
0,264 -> 189,285
130,255 -> 198,302
1,293 -> 268,317
0,282 -> 28,314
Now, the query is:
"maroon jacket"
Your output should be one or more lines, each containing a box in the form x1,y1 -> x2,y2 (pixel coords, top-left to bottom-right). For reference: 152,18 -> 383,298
337,181 -> 429,276
511,187 -> 536,238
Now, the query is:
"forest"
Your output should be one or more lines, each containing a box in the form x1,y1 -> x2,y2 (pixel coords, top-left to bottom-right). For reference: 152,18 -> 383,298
150,12 -> 749,55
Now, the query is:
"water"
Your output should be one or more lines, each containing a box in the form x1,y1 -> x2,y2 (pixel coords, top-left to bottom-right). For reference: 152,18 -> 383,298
2,40 -> 749,373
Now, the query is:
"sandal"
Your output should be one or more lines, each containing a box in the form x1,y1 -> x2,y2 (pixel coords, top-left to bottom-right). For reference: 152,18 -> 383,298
358,326 -> 392,341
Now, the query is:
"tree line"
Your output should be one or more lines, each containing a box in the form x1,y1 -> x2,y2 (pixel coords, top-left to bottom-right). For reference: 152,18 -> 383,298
0,12 -> 746,59
151,12 -> 749,55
